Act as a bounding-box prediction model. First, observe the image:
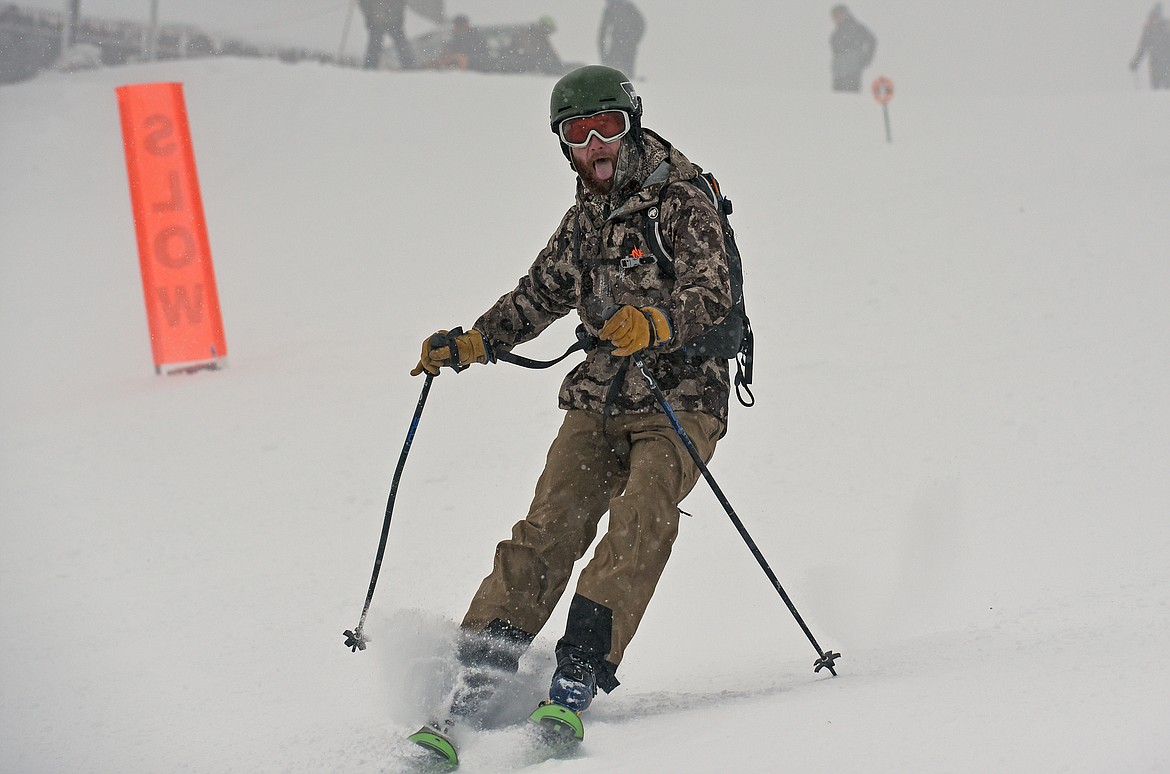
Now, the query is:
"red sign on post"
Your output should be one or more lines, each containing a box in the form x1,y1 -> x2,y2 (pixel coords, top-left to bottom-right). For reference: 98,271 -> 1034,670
116,82 -> 226,374
871,76 -> 895,143
871,76 -> 895,104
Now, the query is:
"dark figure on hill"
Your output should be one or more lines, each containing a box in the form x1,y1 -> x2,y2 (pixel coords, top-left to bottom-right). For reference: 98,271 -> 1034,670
359,0 -> 414,69
829,4 -> 876,92
1130,3 -> 1170,89
430,14 -> 492,71
598,0 -> 645,78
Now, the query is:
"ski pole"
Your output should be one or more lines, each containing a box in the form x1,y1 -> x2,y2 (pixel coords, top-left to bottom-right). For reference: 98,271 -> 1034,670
337,0 -> 357,63
344,372 -> 435,652
632,355 -> 841,676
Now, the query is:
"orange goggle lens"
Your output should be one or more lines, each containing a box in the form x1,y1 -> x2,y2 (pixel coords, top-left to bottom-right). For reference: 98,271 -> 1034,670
558,110 -> 631,147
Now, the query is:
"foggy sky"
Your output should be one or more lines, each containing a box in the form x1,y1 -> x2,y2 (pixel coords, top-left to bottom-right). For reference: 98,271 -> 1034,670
13,0 -> 1156,93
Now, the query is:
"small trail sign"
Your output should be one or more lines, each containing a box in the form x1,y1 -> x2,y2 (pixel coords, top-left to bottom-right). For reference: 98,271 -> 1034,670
871,76 -> 895,143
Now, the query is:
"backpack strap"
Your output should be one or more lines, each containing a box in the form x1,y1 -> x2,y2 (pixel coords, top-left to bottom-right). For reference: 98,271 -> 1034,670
640,173 -> 724,277
635,200 -> 671,276
734,320 -> 755,407
693,173 -> 722,212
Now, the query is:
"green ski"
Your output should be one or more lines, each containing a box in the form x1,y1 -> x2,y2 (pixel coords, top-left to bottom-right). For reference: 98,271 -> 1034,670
527,701 -> 585,741
406,701 -> 583,768
407,725 -> 459,766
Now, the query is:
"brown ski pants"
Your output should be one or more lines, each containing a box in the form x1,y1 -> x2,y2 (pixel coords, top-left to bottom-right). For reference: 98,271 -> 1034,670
461,408 -> 723,685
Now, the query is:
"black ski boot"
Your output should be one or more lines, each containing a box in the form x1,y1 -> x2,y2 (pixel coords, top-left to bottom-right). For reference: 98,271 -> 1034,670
548,653 -> 597,713
527,648 -> 597,741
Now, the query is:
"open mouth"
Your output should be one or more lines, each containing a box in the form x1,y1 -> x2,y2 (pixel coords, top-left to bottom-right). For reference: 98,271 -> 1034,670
592,156 -> 615,182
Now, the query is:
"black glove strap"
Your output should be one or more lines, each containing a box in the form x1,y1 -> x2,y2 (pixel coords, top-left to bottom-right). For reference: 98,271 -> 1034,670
430,327 -> 469,373
492,324 -> 597,370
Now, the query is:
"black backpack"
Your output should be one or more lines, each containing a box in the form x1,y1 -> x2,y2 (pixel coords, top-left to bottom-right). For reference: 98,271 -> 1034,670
641,172 -> 755,407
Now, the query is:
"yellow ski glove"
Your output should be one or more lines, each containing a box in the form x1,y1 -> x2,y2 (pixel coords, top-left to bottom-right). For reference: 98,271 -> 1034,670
598,305 -> 672,357
411,327 -> 491,376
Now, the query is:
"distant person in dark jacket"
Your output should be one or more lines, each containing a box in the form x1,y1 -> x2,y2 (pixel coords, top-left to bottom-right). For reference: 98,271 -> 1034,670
829,4 -> 876,92
598,0 -> 645,78
430,14 -> 491,71
1130,3 -> 1170,89
359,0 -> 414,70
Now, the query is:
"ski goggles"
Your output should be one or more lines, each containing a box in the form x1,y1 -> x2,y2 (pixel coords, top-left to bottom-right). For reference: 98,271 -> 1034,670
557,109 -> 631,147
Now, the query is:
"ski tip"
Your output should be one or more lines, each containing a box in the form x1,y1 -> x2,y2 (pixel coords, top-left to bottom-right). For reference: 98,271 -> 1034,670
408,726 -> 459,766
528,701 -> 585,741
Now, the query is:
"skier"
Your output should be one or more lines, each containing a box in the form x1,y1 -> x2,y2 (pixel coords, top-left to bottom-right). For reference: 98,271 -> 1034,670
358,0 -> 414,70
411,64 -> 733,748
429,14 -> 491,71
597,0 -> 646,78
1130,3 -> 1170,89
829,4 -> 877,92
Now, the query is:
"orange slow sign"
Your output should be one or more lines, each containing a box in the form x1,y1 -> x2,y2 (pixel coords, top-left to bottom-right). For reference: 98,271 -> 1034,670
116,82 -> 226,373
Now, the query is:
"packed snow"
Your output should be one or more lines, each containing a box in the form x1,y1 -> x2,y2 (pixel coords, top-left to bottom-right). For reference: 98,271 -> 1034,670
2,2 -> 1168,772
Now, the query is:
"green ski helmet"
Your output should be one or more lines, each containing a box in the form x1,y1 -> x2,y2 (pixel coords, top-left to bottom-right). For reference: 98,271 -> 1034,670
549,64 -> 643,137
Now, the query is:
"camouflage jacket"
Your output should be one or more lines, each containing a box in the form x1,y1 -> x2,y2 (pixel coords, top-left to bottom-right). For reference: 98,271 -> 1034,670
474,129 -> 734,423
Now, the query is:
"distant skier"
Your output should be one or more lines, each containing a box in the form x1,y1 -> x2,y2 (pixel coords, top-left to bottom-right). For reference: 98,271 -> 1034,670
409,64 -> 734,755
829,4 -> 877,92
429,14 -> 492,71
598,0 -> 645,78
358,0 -> 414,69
1130,3 -> 1170,89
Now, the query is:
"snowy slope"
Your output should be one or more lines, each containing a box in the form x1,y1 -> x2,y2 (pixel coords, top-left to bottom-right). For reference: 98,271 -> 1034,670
3,4 -> 1170,773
